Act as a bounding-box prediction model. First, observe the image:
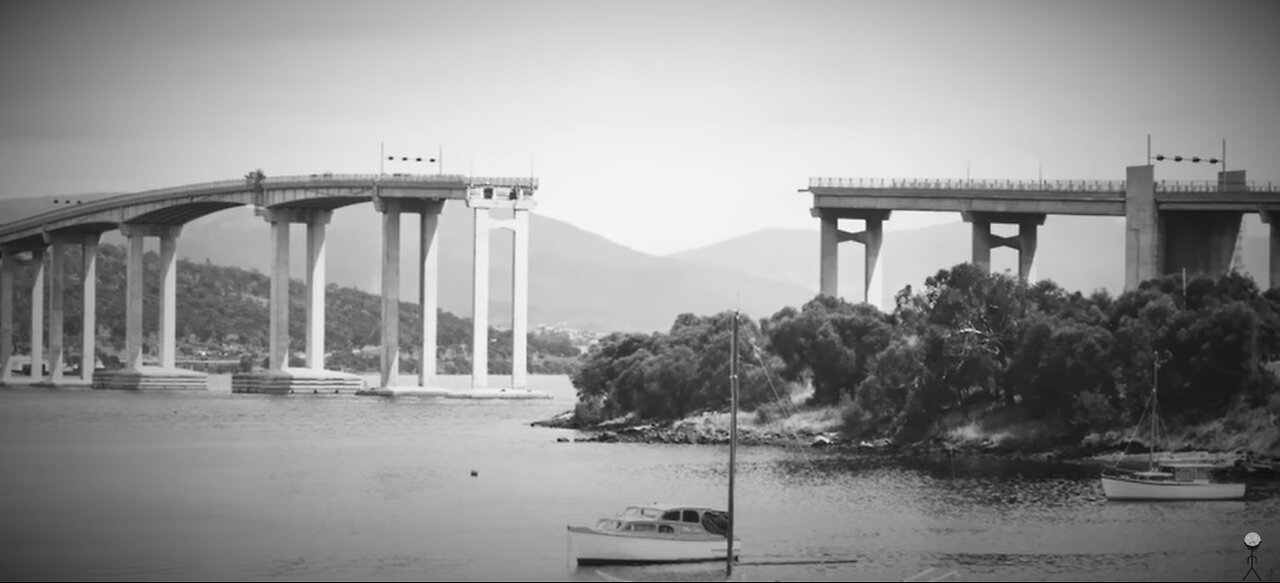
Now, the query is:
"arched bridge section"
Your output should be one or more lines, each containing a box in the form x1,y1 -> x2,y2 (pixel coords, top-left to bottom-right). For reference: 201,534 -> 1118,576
0,173 -> 540,395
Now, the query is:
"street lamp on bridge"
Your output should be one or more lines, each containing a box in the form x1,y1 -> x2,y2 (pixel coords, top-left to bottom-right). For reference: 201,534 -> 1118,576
379,142 -> 443,176
1147,135 -> 1226,173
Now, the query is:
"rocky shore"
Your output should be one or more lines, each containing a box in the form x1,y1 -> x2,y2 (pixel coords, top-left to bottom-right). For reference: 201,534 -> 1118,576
531,409 -> 1280,477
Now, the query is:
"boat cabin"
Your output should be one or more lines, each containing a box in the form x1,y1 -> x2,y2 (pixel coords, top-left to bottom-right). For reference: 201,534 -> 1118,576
593,505 -> 731,537
1130,463 -> 1218,483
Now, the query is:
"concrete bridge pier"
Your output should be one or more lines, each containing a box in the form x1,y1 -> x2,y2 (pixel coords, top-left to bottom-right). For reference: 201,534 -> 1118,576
79,233 -> 98,383
1260,210 -> 1280,290
962,211 -> 1045,282
30,247 -> 44,383
380,200 -> 402,387
94,224 -> 207,390
231,208 -> 361,394
814,208 -> 890,310
471,201 -> 490,389
416,200 -> 444,388
0,250 -> 13,382
465,187 -> 540,394
23,233 -> 102,387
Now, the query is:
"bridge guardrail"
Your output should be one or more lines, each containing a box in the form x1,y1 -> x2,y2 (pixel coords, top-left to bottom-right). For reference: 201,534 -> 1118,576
808,177 -> 1127,193
809,177 -> 1278,194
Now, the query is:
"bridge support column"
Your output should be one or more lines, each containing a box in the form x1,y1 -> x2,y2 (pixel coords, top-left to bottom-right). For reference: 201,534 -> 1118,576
418,201 -> 444,387
1266,211 -> 1280,290
158,227 -> 181,370
30,246 -> 45,382
471,203 -> 490,390
228,208 -> 358,395
306,211 -> 332,370
81,234 -> 98,382
819,211 -> 839,296
1124,165 -> 1158,291
811,209 -> 890,310
46,240 -> 66,383
969,218 -> 992,272
269,219 -> 290,371
511,207 -> 531,390
380,201 -> 401,388
123,229 -> 144,370
0,251 -> 12,382
96,224 -> 207,390
962,212 -> 1045,281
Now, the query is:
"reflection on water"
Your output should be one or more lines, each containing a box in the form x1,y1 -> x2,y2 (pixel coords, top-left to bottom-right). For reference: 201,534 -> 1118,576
1,375 -> 1276,582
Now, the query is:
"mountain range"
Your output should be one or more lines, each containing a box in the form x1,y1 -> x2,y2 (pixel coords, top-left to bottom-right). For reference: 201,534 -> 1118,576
3,196 -> 1273,332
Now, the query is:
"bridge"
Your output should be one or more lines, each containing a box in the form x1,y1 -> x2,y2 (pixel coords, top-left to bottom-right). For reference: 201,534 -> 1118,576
804,165 -> 1280,308
0,173 -> 539,394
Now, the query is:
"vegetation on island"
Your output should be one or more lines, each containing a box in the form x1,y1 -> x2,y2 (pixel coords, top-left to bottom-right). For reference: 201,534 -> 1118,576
570,264 -> 1280,456
4,243 -> 581,374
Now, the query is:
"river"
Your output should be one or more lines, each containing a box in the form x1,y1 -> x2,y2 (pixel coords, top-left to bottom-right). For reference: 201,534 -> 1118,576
1,374 -> 1276,582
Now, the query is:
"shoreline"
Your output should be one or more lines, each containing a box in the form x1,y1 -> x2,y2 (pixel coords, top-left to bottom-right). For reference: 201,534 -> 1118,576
530,409 -> 1280,475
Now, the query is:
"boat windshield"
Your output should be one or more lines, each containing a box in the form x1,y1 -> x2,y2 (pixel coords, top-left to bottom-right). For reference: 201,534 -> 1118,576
621,507 -> 663,519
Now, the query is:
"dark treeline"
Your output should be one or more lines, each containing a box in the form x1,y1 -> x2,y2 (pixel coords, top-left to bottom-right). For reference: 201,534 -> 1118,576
572,263 -> 1280,446
4,244 -> 580,374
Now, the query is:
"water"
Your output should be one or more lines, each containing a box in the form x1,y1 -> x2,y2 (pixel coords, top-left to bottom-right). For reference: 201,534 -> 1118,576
1,375 -> 1277,582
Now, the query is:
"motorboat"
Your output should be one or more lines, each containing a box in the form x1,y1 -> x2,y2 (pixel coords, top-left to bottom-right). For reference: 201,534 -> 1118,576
567,503 -> 740,565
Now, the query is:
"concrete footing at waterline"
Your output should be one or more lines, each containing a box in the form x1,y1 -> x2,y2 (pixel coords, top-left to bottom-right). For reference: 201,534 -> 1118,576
230,368 -> 365,395
0,377 -> 94,389
356,385 -> 553,400
92,367 -> 209,390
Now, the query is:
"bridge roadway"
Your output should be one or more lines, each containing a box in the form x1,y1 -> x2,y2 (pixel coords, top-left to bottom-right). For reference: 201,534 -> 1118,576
803,166 -> 1280,308
0,173 -> 540,395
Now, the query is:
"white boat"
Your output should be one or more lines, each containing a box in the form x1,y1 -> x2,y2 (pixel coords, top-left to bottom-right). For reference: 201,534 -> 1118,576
567,503 -> 741,565
569,311 -> 744,571
1102,463 -> 1245,500
1101,350 -> 1246,501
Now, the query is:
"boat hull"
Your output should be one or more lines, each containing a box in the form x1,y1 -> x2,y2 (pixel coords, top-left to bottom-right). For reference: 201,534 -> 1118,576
568,526 -> 741,565
1101,476 -> 1245,500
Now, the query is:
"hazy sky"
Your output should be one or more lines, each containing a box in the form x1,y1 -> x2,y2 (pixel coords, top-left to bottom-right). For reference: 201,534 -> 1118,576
2,0 -> 1278,255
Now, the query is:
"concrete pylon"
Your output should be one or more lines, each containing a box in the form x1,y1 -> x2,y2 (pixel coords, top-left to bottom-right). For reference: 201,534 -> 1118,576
818,211 -> 839,297
81,234 -> 99,382
120,227 -> 144,370
269,219 -> 290,371
30,246 -> 45,381
46,241 -> 65,382
0,250 -> 13,382
811,208 -> 890,310
511,209 -> 530,389
380,201 -> 401,387
306,211 -> 332,370
466,186 -> 537,391
962,212 -> 1045,282
1124,165 -> 1157,291
471,204 -> 490,389
418,201 -> 444,387
158,227 -> 181,369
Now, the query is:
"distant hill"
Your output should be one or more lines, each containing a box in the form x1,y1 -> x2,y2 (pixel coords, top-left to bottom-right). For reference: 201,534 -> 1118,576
670,216 -> 1273,302
1,196 -> 815,332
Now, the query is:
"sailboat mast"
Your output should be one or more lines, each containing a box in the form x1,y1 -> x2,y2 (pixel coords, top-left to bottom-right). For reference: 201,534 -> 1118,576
1150,350 -> 1161,471
726,310 -> 738,578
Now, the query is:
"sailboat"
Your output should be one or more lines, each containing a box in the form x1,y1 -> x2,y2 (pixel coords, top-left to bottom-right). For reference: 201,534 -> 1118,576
1100,351 -> 1246,501
567,311 -> 744,568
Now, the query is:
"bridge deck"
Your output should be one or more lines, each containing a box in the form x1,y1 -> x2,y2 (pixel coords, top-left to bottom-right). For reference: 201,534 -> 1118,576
0,173 -> 538,248
805,177 -> 1280,216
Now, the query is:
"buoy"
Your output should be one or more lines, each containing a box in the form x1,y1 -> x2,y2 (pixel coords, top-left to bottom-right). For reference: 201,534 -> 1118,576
470,470 -> 478,477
